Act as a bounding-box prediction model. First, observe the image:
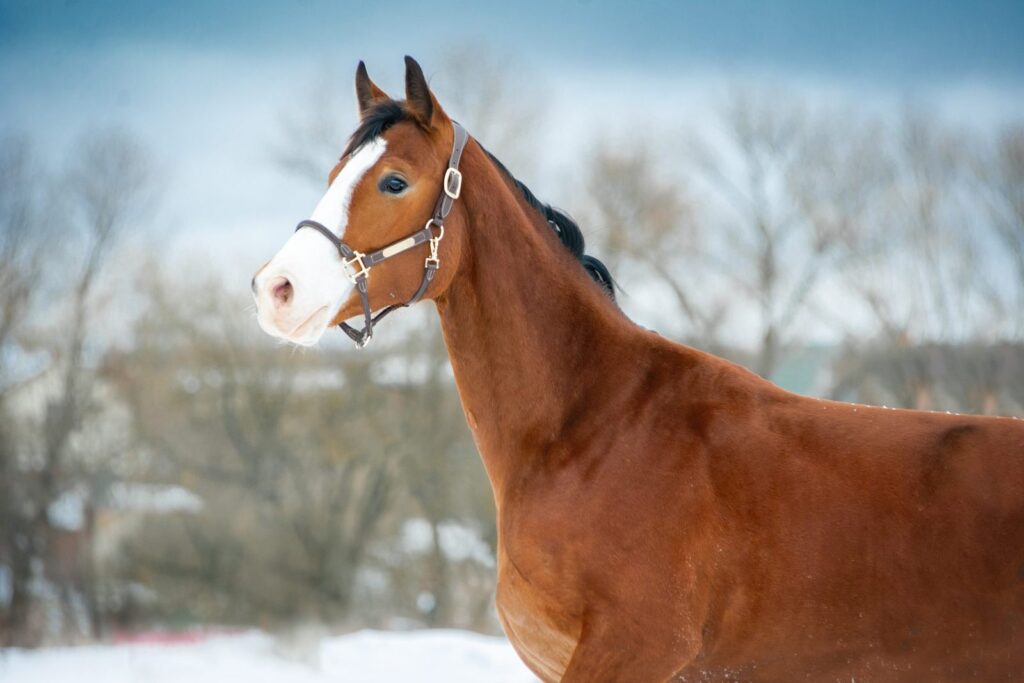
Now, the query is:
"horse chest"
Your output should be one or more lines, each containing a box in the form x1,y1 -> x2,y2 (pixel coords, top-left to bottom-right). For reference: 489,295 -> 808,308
489,461 -> 645,679
494,549 -> 580,682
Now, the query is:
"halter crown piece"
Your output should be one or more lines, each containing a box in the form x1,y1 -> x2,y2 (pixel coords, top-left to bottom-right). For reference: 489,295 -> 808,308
295,122 -> 469,347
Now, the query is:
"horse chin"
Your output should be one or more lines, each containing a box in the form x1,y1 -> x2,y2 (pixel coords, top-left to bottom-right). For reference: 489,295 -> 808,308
286,305 -> 332,346
285,330 -> 327,347
257,303 -> 333,347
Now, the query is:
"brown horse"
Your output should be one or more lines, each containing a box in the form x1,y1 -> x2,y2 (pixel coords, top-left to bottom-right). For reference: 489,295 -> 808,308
253,57 -> 1024,682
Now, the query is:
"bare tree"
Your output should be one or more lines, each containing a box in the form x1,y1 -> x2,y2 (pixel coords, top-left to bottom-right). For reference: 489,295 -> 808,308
430,45 -> 544,176
272,70 -> 352,186
974,125 -> 1024,330
106,266 -> 412,627
580,142 -> 730,349
0,135 -> 55,389
0,134 -> 53,646
829,114 -> 1022,412
864,112 -> 1002,343
685,89 -> 886,377
0,128 -> 152,645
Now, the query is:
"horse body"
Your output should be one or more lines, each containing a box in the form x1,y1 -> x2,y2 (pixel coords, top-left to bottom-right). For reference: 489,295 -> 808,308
254,58 -> 1024,681
434,136 -> 1024,681
500,375 -> 1024,681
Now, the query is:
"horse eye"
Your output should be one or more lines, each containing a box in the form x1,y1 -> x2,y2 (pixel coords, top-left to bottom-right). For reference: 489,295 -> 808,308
379,175 -> 408,194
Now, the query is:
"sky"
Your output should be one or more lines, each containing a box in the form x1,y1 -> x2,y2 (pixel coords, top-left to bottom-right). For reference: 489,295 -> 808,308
3,1 -> 1023,79
2,0 -> 1023,342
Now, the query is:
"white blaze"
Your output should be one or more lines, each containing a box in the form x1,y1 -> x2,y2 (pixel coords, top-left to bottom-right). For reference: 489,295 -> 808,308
309,138 -> 388,235
254,139 -> 387,346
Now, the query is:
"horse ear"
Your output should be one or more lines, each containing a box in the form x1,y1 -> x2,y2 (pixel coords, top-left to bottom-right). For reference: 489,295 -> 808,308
404,55 -> 448,128
355,61 -> 390,116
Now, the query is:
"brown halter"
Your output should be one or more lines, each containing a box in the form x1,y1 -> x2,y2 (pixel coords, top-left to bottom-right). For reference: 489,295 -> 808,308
296,122 -> 469,347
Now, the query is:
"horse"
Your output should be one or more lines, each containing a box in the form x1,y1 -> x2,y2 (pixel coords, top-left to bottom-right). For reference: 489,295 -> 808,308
252,57 -> 1024,682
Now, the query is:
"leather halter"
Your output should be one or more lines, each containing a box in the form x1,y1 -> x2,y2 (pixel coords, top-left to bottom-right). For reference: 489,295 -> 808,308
296,122 -> 469,347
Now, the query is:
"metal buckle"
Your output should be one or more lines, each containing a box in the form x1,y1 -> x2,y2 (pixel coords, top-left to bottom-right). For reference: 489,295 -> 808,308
425,220 -> 445,240
342,252 -> 370,284
443,167 -> 462,199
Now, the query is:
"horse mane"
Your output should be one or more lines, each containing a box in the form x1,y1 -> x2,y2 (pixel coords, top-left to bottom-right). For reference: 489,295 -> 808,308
342,102 -> 616,301
479,148 -> 615,300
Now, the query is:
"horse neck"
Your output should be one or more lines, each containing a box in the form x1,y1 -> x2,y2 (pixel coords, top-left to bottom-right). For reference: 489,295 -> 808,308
433,144 -> 638,493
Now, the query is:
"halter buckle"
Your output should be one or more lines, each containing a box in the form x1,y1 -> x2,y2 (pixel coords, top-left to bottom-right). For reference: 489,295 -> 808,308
342,252 -> 370,284
443,168 -> 462,199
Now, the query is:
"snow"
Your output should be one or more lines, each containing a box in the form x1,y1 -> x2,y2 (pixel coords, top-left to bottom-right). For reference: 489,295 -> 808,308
0,629 -> 537,683
106,483 -> 203,514
46,484 -> 202,532
47,490 -> 87,531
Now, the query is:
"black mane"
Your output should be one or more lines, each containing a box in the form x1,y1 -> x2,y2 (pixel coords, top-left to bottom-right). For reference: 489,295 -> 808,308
480,149 -> 615,301
342,103 -> 615,300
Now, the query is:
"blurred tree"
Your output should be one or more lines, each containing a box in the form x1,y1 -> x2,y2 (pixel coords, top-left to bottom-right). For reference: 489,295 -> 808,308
830,341 -> 1022,416
0,128 -> 152,645
105,267 -> 494,631
106,273 -> 393,625
387,320 -> 491,627
974,125 -> 1024,332
857,112 -> 1001,343
0,134 -> 53,647
580,143 -> 730,350
431,45 -> 544,177
587,90 -> 886,376
691,90 -> 891,378
0,136 -> 48,370
835,113 -> 1016,411
271,69 -> 352,187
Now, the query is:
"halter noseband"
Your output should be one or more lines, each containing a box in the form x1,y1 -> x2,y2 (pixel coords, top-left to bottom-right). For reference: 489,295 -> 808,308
295,122 -> 469,347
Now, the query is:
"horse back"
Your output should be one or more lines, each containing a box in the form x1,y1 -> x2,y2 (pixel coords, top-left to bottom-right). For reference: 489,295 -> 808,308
686,386 -> 1024,680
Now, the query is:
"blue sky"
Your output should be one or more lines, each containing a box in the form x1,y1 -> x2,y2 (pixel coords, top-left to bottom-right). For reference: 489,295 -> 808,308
3,1 -> 1023,81
2,0 -> 1023,345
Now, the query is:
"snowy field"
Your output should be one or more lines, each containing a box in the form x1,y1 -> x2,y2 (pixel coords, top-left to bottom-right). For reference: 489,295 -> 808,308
0,630 -> 537,683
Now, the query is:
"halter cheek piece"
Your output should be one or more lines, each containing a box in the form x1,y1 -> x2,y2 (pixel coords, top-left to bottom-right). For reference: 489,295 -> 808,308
295,122 -> 469,347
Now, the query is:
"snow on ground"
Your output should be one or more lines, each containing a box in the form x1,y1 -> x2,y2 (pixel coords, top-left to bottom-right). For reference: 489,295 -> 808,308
0,629 -> 537,683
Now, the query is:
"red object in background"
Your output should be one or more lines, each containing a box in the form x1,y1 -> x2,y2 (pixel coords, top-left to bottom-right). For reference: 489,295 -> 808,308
110,629 -> 239,645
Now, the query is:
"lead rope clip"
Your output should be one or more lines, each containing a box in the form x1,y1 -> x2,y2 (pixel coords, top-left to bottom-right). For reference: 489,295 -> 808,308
426,223 -> 444,269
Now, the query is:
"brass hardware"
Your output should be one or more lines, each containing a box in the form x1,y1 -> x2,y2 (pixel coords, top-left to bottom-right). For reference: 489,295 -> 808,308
343,252 -> 370,283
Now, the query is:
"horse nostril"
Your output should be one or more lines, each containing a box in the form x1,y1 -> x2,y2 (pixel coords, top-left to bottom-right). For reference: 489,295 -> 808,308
270,277 -> 293,307
250,276 -> 257,295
